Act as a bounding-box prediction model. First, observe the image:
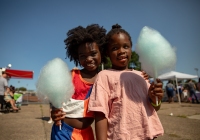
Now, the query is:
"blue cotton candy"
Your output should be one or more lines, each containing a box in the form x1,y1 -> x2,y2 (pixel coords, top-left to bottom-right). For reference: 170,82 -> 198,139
135,26 -> 176,78
36,58 -> 74,108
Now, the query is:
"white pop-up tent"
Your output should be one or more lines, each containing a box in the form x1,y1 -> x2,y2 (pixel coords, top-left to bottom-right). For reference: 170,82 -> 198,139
158,71 -> 198,104
158,71 -> 198,80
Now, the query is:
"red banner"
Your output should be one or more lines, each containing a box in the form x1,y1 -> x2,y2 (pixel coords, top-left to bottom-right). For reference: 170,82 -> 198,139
5,69 -> 34,79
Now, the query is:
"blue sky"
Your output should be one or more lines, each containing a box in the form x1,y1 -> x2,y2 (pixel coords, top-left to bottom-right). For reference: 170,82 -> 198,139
1,0 -> 200,90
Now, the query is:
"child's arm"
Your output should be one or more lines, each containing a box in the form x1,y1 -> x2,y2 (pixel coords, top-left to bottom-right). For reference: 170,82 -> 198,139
51,108 -> 66,126
95,112 -> 107,140
148,79 -> 163,111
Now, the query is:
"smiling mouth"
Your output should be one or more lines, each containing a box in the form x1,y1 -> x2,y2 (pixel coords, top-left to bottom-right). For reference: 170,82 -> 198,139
86,63 -> 95,67
117,56 -> 127,61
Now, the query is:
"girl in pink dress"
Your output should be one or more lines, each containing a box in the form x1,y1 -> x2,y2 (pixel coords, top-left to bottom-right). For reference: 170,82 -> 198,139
88,24 -> 164,140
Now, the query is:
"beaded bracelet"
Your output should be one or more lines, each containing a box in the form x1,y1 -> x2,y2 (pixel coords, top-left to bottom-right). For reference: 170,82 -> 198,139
151,101 -> 161,107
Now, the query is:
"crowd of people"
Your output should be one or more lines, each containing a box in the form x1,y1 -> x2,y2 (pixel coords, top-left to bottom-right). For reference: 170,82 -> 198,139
165,78 -> 200,104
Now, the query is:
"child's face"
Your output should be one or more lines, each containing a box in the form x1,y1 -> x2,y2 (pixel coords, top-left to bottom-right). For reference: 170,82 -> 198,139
107,33 -> 132,70
78,42 -> 101,71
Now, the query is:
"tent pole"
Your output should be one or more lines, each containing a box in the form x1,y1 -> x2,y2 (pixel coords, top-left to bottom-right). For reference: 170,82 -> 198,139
175,77 -> 181,104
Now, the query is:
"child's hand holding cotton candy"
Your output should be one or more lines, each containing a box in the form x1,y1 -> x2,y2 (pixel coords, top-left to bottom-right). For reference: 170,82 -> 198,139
51,108 -> 66,126
148,79 -> 163,109
36,58 -> 74,108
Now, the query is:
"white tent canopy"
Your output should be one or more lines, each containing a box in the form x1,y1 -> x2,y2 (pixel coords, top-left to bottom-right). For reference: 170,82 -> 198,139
158,71 -> 198,104
158,71 -> 198,80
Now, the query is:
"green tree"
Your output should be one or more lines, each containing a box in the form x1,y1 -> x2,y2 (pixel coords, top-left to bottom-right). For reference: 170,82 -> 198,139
102,57 -> 112,70
129,51 -> 141,70
16,87 -> 27,91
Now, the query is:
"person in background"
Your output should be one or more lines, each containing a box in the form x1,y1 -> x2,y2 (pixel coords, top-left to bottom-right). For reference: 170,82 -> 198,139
197,78 -> 200,92
166,80 -> 175,103
0,71 -> 8,112
182,86 -> 189,102
177,82 -> 183,102
4,86 -> 19,110
187,79 -> 199,104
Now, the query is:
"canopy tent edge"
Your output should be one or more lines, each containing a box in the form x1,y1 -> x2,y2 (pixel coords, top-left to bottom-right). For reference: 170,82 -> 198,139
5,69 -> 34,79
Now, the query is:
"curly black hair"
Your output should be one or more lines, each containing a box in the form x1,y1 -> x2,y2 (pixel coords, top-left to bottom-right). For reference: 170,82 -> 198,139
104,24 -> 132,51
64,24 -> 107,66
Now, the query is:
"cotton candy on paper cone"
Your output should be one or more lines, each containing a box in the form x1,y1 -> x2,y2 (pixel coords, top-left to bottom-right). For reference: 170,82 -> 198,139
36,58 -> 74,108
135,26 -> 176,78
